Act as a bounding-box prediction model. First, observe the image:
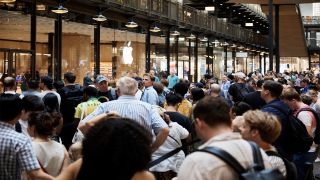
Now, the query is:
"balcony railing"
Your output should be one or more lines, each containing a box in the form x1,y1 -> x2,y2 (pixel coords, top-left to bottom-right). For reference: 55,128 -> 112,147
302,16 -> 320,25
107,0 -> 268,47
307,39 -> 320,50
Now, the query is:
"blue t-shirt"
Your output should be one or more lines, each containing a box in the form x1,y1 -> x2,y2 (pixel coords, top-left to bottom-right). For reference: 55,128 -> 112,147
167,75 -> 179,89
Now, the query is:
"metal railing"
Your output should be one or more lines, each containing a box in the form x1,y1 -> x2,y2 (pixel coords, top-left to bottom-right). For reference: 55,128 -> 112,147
302,16 -> 320,25
107,0 -> 268,47
307,39 -> 320,48
242,4 -> 267,19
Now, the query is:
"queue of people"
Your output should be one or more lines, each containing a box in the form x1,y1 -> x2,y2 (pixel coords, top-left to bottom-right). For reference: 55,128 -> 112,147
1,70 -> 320,180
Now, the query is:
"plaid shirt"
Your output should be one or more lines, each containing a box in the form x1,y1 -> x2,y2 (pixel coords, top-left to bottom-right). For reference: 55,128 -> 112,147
0,121 -> 40,179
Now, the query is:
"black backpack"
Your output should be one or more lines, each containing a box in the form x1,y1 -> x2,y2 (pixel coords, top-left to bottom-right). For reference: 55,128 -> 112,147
265,150 -> 298,180
296,107 -> 320,144
235,83 -> 250,102
198,141 -> 284,180
63,84 -> 83,108
268,105 -> 313,153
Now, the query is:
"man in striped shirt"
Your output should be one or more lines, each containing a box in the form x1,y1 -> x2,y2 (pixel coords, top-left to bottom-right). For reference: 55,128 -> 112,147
79,76 -> 169,151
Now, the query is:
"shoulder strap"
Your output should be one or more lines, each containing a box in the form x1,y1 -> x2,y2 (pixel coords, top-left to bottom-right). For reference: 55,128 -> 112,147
265,150 -> 280,157
168,134 -> 181,146
296,107 -> 315,116
198,146 -> 245,174
147,139 -> 200,168
248,141 -> 265,170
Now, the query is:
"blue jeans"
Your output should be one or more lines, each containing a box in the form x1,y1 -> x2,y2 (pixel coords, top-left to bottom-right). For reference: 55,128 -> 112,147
293,151 -> 317,180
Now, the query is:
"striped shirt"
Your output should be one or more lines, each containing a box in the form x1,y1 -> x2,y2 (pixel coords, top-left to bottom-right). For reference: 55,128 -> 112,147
81,95 -> 167,134
0,121 -> 40,179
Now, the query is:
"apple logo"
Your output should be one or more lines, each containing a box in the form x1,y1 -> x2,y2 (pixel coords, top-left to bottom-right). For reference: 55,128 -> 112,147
122,41 -> 133,64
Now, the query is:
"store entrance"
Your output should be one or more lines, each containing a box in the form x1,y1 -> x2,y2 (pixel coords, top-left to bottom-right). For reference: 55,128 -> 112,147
0,48 -> 33,78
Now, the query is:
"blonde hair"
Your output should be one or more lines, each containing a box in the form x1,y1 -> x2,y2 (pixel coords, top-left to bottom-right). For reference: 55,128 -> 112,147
243,110 -> 281,144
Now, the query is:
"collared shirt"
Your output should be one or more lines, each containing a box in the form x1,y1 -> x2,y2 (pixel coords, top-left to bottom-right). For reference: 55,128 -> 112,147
140,86 -> 159,105
221,81 -> 230,91
0,121 -> 40,179
177,132 -> 271,180
80,95 -> 167,134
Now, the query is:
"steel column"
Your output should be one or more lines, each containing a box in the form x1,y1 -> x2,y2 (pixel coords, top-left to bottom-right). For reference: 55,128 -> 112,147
31,0 -> 36,79
112,41 -> 117,78
224,46 -> 227,72
146,26 -> 151,73
194,37 -> 198,82
275,5 -> 280,73
175,36 -> 179,76
166,30 -> 170,73
268,0 -> 274,71
48,33 -> 54,77
94,23 -> 101,76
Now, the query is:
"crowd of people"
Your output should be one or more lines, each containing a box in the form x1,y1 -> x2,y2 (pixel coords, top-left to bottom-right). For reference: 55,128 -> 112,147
1,69 -> 320,180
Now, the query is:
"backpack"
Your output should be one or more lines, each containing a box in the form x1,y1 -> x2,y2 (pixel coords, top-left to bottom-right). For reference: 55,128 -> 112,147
235,83 -> 250,102
63,84 -> 83,108
268,104 -> 313,153
296,107 -> 320,144
265,150 -> 298,180
198,141 -> 284,180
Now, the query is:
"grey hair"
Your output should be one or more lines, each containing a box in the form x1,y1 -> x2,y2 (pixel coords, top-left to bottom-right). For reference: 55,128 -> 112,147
210,83 -> 221,94
116,76 -> 138,95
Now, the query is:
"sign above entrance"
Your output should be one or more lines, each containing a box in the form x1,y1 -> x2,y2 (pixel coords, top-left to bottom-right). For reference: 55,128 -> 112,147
236,52 -> 248,58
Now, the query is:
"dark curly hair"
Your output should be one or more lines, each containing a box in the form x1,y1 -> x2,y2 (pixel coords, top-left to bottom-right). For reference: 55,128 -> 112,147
77,117 -> 152,180
28,111 -> 60,136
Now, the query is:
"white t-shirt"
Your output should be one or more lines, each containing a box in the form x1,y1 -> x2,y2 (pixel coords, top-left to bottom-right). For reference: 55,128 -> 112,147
32,140 -> 66,177
296,107 -> 317,152
150,122 -> 189,173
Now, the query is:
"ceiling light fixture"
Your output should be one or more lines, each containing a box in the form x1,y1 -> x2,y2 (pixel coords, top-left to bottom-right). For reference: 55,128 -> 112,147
51,4 -> 68,14
200,36 -> 208,42
93,14 -> 107,22
150,25 -> 161,33
170,29 -> 180,36
186,33 -> 196,40
0,0 -> 15,3
212,39 -> 220,44
222,42 -> 229,46
125,20 -> 138,28
245,22 -> 253,27
205,6 -> 215,11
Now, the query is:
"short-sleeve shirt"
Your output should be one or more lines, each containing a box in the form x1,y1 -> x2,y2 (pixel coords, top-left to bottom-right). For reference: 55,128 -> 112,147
80,95 -> 167,134
0,122 -> 40,179
74,98 -> 101,120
